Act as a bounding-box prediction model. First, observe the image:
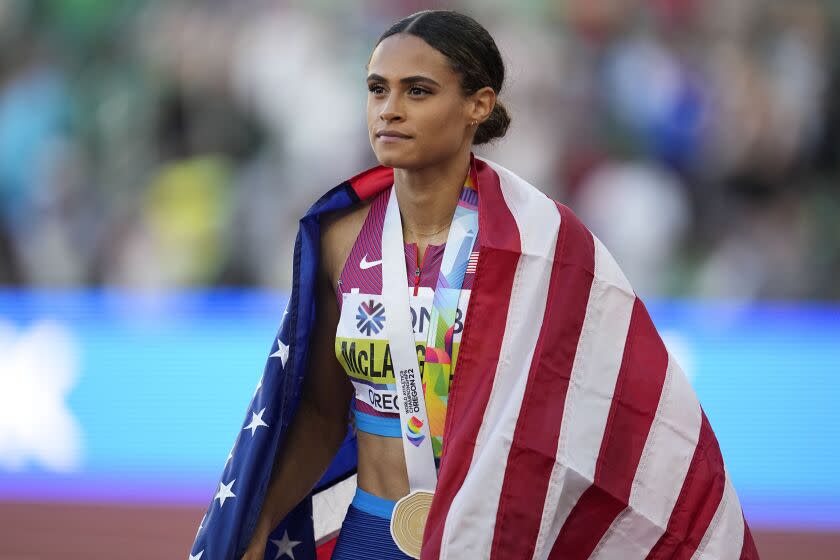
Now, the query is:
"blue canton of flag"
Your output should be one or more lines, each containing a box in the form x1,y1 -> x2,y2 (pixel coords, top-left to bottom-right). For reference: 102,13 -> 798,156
189,182 -> 360,559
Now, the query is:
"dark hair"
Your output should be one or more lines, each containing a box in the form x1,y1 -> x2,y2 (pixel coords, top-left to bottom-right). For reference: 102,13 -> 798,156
376,10 -> 511,145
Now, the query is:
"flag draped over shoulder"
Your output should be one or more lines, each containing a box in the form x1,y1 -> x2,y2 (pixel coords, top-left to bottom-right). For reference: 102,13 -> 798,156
190,157 -> 759,560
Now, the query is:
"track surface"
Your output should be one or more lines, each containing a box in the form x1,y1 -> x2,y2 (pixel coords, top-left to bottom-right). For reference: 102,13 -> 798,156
0,502 -> 836,559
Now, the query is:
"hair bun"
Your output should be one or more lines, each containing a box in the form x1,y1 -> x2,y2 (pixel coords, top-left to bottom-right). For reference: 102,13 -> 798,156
475,100 -> 511,145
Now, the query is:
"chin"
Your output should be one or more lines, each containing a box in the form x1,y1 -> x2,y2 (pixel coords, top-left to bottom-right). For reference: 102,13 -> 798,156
372,147 -> 420,170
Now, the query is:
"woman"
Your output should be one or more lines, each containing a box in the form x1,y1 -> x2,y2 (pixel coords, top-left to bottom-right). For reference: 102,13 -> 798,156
246,11 -> 501,558
192,10 -> 758,560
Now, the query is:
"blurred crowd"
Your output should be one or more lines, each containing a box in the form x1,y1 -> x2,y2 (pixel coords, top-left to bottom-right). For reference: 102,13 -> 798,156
0,0 -> 838,299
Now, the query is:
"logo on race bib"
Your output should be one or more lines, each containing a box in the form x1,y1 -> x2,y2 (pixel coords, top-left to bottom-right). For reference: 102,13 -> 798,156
406,415 -> 425,447
356,299 -> 386,335
359,254 -> 382,270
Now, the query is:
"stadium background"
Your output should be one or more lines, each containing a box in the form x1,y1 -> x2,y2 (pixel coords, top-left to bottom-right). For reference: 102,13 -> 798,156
0,0 -> 838,558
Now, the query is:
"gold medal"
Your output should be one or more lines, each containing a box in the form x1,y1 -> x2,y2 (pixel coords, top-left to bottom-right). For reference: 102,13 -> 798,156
390,490 -> 434,559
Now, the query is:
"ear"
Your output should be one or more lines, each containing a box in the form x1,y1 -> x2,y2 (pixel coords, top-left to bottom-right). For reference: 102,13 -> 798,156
467,86 -> 496,125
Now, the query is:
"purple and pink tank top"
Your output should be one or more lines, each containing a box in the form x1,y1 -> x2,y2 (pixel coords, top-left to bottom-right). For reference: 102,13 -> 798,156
333,184 -> 478,438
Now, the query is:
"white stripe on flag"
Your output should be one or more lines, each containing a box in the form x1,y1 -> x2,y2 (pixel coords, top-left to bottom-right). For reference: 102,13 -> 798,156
533,236 -> 635,560
590,355 -> 703,558
439,160 -> 561,560
589,507 -> 663,559
692,476 -> 745,560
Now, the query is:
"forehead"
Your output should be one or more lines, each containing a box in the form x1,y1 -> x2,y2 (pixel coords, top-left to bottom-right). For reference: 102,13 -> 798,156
368,34 -> 455,82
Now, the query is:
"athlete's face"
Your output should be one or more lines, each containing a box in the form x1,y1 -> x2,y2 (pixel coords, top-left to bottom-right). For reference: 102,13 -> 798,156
366,34 -> 489,170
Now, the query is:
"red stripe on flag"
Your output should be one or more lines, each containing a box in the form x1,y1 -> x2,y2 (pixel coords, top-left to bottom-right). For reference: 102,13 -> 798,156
549,298 -> 669,559
348,166 -> 394,200
316,536 -> 337,560
550,484 -> 626,559
422,160 -> 520,559
739,515 -> 759,559
646,412 -> 726,559
489,204 -> 595,559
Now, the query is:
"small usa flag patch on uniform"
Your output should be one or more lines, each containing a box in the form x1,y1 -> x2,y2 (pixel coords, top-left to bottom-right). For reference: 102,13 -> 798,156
466,251 -> 479,274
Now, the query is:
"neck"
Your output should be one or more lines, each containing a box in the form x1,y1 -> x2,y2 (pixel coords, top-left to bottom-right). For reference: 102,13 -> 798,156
393,150 -> 471,245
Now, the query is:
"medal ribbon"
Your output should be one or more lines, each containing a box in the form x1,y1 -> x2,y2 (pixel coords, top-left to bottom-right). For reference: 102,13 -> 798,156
422,173 -> 478,458
381,162 -> 479,493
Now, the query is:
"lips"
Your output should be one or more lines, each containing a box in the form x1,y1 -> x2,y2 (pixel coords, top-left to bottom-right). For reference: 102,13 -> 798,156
376,130 -> 412,139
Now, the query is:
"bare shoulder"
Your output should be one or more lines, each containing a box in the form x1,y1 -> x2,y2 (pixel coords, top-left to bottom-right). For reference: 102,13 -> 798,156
320,200 -> 372,287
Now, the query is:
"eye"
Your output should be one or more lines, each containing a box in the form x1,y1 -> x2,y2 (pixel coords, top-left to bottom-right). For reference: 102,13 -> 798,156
368,84 -> 386,94
408,86 -> 430,96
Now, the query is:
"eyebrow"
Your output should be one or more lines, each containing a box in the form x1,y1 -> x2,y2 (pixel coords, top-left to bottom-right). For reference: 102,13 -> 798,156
366,73 -> 442,88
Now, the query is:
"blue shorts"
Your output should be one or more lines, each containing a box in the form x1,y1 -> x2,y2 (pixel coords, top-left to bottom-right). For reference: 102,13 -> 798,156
331,488 -> 413,560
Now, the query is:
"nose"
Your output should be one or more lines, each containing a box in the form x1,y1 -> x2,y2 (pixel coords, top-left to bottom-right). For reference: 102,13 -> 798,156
379,93 -> 404,123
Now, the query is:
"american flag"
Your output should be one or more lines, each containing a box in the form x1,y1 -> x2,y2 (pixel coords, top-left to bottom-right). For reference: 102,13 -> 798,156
466,250 -> 479,275
190,157 -> 758,559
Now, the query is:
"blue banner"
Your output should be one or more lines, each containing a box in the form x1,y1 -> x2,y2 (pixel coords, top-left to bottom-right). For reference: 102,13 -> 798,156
0,290 -> 837,530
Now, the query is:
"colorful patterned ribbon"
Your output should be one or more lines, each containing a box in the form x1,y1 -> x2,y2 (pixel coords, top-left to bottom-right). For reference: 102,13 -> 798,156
421,163 -> 479,458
